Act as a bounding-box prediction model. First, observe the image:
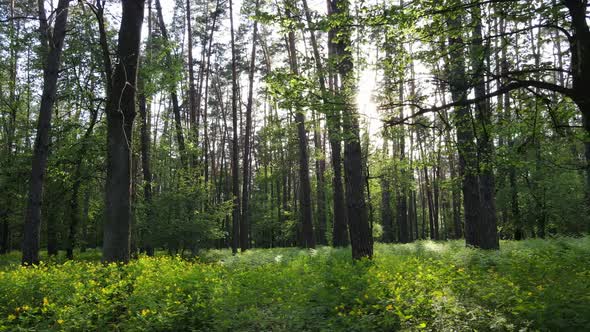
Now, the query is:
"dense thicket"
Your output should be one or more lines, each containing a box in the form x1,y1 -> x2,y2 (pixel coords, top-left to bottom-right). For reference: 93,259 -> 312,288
0,0 -> 588,262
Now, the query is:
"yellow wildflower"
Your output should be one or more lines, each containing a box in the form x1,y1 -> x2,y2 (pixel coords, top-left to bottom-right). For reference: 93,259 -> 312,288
7,314 -> 16,321
385,304 -> 394,311
43,297 -> 49,306
57,319 -> 64,325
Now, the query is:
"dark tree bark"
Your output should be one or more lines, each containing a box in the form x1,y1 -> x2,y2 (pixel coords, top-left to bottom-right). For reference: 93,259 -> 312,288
139,87 -> 154,255
139,0 -> 154,256
450,153 -> 462,239
470,4 -> 499,249
562,0 -> 590,215
302,0 -> 334,247
241,0 -> 259,252
22,0 -> 70,266
330,0 -> 372,259
446,13 -> 482,249
229,0 -> 240,254
381,140 -> 394,243
299,5 -> 328,245
286,4 -> 315,248
103,0 -> 145,263
320,0 -> 348,247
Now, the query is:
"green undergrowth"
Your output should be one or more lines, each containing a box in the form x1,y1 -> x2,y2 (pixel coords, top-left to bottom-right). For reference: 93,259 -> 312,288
1,237 -> 589,331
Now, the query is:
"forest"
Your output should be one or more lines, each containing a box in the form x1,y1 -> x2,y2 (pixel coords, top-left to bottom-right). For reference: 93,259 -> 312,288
0,0 -> 589,330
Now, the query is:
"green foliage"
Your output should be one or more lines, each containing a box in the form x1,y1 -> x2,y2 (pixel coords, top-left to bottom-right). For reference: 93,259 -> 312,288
1,237 -> 589,331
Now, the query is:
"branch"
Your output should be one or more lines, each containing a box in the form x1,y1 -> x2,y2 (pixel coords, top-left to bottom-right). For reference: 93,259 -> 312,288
382,80 -> 576,126
0,16 -> 39,23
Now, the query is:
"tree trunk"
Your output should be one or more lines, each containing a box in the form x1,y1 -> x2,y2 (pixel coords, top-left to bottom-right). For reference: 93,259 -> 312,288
186,0 -> 198,157
241,0 -> 259,251
330,0 -> 373,259
155,0 -> 187,167
202,0 -> 221,185
563,0 -> 590,217
139,86 -> 154,255
285,5 -> 315,248
446,14 -> 481,249
313,110 -> 328,245
229,0 -> 241,254
301,0 -> 342,247
470,4 -> 499,249
67,108 -> 98,259
22,0 -> 70,265
103,0 -> 145,263
381,140 -> 394,242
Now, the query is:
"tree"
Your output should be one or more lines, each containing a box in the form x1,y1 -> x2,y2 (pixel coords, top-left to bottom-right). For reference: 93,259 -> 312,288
22,0 -> 70,266
286,0 -> 315,249
155,0 -> 187,167
240,0 -> 260,252
329,0 -> 373,259
302,0 -> 345,247
103,0 -> 146,263
229,0 -> 241,254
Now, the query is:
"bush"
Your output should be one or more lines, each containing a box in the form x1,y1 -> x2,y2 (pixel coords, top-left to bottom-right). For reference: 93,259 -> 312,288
1,237 -> 589,331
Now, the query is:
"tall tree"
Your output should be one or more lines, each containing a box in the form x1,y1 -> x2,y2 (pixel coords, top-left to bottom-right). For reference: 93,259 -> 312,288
229,0 -> 240,254
312,0 -> 348,247
241,0 -> 260,252
446,10 -> 482,249
329,0 -> 372,259
155,0 -> 187,167
469,3 -> 499,249
103,0 -> 146,263
22,0 -> 70,265
301,0 -> 328,244
286,1 -> 315,248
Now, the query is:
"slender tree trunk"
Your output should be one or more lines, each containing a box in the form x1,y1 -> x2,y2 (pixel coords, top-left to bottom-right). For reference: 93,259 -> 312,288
241,0 -> 259,251
381,140 -> 394,242
139,87 -> 154,255
321,0 -> 348,247
449,153 -> 462,239
470,4 -> 499,249
302,0 -> 343,246
202,0 -> 221,185
80,188 -> 90,252
22,0 -> 70,265
186,0 -> 198,158
155,0 -> 187,167
103,0 -> 145,263
313,110 -> 328,245
229,0 -> 240,254
285,11 -> 315,247
67,108 -> 99,259
397,87 -> 409,243
433,149 -> 441,240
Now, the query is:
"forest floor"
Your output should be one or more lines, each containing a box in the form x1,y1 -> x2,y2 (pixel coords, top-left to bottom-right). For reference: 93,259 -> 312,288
1,237 -> 589,331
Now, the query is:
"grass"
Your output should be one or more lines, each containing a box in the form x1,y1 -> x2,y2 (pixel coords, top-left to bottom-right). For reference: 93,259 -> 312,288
1,237 -> 589,331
